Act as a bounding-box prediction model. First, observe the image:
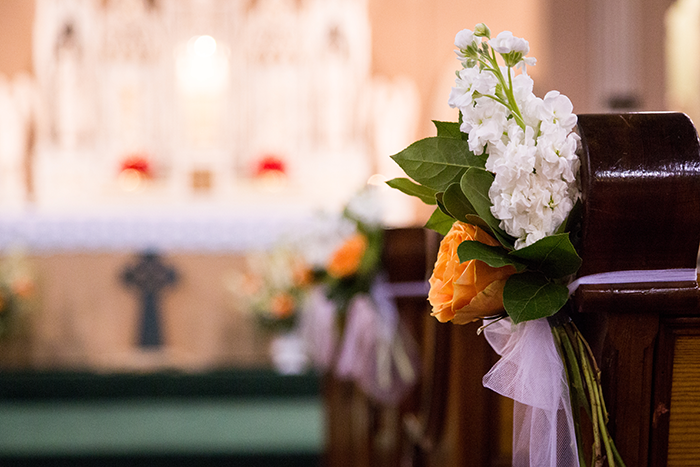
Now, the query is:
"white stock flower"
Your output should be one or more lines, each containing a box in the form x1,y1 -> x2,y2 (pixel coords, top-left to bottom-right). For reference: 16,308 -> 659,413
539,91 -> 577,131
448,24 -> 580,248
454,29 -> 477,61
448,66 -> 496,110
463,98 -> 508,155
516,56 -> 537,74
490,31 -> 530,55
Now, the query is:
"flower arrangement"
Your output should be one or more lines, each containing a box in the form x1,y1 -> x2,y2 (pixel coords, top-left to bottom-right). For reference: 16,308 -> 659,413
388,24 -> 624,466
0,251 -> 36,340
298,186 -> 420,405
319,193 -> 384,318
227,246 -> 313,333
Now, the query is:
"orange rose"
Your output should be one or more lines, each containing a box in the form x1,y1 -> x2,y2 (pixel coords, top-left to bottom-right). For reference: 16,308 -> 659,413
327,233 -> 368,279
429,221 -> 517,324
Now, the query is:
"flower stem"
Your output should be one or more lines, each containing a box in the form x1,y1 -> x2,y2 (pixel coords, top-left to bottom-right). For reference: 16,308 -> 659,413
477,46 -> 526,131
578,339 -> 603,466
578,333 -> 616,466
552,326 -> 588,467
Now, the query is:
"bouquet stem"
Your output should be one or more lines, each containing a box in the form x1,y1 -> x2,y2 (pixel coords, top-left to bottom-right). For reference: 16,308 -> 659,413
549,313 -> 626,467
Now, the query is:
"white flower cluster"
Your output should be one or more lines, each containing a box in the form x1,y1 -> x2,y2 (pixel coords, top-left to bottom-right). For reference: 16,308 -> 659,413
448,25 -> 581,249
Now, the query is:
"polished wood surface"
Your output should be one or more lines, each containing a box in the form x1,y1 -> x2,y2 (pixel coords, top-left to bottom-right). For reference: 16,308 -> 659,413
667,335 -> 700,466
574,112 -> 700,467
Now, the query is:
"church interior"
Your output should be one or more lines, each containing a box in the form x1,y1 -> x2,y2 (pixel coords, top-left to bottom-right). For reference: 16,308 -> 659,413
0,0 -> 697,466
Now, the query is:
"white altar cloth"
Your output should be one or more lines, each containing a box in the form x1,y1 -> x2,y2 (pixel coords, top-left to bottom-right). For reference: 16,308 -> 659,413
0,208 -> 332,253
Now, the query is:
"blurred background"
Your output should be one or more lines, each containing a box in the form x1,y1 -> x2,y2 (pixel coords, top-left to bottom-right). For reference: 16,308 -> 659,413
0,0 -> 683,220
0,0 -> 691,463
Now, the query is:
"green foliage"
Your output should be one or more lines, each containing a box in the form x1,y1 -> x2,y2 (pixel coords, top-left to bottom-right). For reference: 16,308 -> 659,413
509,233 -> 582,279
442,183 -> 490,231
503,272 -> 570,323
457,241 -> 527,272
390,136 -> 484,192
425,208 -> 455,236
433,120 -> 463,139
385,177 -> 437,205
460,168 -> 515,249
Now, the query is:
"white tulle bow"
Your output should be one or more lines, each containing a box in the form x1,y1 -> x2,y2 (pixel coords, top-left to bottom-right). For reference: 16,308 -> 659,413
482,317 -> 579,467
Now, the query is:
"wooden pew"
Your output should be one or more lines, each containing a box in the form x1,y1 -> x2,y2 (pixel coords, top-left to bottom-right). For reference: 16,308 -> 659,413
323,227 -> 512,466
325,112 -> 700,466
573,112 -> 700,467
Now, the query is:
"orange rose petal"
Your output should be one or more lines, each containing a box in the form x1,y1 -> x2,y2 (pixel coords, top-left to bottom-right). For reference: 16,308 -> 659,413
452,278 -> 508,325
427,221 -> 518,325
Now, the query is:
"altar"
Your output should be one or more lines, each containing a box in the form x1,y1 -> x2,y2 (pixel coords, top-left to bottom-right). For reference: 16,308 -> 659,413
0,0 -> 421,372
0,208 -> 346,371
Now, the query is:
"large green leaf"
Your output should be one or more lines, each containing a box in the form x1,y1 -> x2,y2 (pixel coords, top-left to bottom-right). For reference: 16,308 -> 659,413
433,120 -> 462,139
457,240 -> 527,271
503,272 -> 569,324
385,177 -> 437,205
435,192 -> 451,217
443,183 -> 476,216
509,233 -> 582,279
425,208 -> 455,236
391,137 -> 484,191
460,168 -> 515,250
442,183 -> 491,231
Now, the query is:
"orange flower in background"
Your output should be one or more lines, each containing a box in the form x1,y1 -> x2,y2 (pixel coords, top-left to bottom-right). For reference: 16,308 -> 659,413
429,221 -> 517,325
269,292 -> 296,318
292,262 -> 314,288
10,276 -> 34,299
327,233 -> 368,279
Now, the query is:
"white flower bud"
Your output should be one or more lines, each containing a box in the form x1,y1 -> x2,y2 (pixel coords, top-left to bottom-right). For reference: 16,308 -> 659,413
474,23 -> 491,38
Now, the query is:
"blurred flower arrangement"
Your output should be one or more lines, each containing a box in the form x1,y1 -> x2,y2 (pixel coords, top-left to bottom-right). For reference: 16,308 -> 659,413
388,23 -> 623,466
0,250 -> 36,340
317,189 -> 384,320
226,246 -> 313,333
227,185 -> 420,400
298,186 -> 420,405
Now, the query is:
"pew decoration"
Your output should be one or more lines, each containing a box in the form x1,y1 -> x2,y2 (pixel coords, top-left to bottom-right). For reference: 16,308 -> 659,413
299,187 -> 421,406
0,250 -> 36,340
388,24 -> 624,466
226,246 -> 314,374
227,246 -> 313,332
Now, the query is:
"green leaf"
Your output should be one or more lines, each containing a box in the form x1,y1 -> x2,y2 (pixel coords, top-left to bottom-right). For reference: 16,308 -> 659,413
432,120 -> 462,139
509,233 -> 582,278
435,192 -> 453,219
503,272 -> 569,324
457,240 -> 527,271
556,200 -> 582,235
425,208 -> 455,236
460,168 -> 515,249
390,137 -> 485,191
385,177 -> 437,205
441,185 -> 496,234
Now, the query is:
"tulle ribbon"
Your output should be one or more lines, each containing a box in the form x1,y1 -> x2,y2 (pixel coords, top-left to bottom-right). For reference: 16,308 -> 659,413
483,317 -> 579,466
299,285 -> 339,371
300,276 -> 425,405
334,277 -> 423,405
482,267 -> 697,466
